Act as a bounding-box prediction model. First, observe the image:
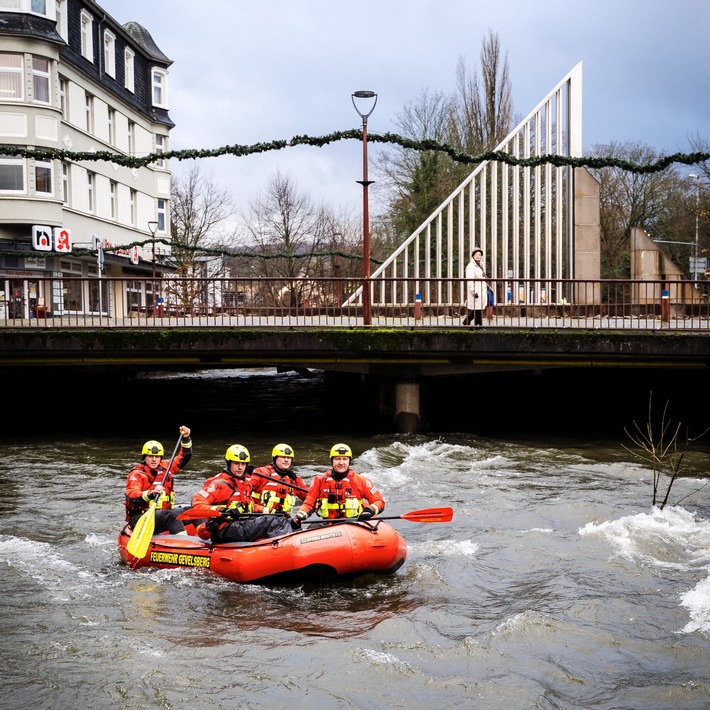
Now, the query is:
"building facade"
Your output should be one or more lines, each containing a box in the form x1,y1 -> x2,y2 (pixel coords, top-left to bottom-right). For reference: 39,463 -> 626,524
0,0 -> 173,318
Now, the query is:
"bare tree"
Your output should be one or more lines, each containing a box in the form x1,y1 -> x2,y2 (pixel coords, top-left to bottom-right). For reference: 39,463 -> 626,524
688,133 -> 710,183
450,30 -> 513,157
375,88 -> 455,238
623,394 -> 708,509
169,164 -> 236,276
241,171 -> 337,306
167,164 -> 237,312
376,30 -> 513,242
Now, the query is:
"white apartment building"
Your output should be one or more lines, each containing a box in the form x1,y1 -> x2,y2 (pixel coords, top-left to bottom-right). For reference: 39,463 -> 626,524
0,0 -> 173,318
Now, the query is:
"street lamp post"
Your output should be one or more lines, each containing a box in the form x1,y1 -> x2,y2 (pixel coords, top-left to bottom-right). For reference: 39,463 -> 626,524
352,90 -> 377,325
332,232 -> 343,305
689,174 -> 700,283
148,220 -> 159,314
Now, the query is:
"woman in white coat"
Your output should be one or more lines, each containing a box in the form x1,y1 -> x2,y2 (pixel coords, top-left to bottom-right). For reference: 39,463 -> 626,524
462,247 -> 488,327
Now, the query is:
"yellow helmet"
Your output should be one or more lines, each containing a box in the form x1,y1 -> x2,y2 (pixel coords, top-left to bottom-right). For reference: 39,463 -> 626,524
330,443 -> 353,459
272,443 -> 295,459
226,444 -> 250,463
142,440 -> 164,457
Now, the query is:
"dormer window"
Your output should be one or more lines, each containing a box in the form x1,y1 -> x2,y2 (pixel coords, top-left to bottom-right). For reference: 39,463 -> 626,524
151,68 -> 168,108
124,48 -> 135,92
56,0 -> 68,42
103,30 -> 116,78
80,10 -> 93,62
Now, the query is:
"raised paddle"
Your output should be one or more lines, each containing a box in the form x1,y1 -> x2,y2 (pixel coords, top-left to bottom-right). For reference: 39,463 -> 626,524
300,506 -> 454,525
374,507 -> 453,523
125,432 -> 183,558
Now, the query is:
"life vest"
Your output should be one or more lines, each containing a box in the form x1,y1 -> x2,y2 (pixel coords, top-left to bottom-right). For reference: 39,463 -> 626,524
251,464 -> 305,514
298,468 -> 384,520
192,469 -> 256,513
124,464 -> 175,520
314,471 -> 363,519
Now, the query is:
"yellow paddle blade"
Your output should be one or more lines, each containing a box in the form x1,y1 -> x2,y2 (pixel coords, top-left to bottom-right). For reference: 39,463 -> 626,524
125,501 -> 157,558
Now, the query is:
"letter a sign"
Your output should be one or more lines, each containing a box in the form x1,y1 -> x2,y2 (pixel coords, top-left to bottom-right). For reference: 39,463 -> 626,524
32,225 -> 52,251
54,227 -> 72,253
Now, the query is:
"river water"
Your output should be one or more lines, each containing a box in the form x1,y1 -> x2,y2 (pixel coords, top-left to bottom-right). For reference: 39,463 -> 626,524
2,369 -> 710,709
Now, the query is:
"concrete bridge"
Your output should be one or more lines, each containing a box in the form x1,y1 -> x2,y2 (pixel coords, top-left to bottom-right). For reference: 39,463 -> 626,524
3,321 -> 708,434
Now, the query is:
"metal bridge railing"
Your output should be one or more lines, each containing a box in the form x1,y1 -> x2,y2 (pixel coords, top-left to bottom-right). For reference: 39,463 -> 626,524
1,275 -> 708,331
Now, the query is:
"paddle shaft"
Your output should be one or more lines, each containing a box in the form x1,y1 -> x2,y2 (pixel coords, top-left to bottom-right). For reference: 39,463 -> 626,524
177,508 -> 287,521
250,469 -> 309,494
156,433 -> 184,494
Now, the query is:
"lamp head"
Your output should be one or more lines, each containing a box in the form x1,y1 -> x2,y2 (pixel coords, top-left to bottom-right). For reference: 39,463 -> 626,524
352,90 -> 378,120
148,220 -> 159,235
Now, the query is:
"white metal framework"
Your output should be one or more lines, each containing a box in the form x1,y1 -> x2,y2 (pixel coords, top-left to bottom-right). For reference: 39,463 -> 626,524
359,62 -> 583,309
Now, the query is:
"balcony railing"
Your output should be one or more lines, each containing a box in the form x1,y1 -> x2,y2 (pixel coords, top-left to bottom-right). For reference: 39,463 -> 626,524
1,275 -> 708,330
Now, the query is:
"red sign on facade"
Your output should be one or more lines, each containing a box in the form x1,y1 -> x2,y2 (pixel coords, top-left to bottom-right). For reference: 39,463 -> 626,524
54,228 -> 72,253
130,245 -> 140,264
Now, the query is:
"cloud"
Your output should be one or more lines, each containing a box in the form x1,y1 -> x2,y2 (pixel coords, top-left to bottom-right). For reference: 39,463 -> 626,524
101,0 -> 709,215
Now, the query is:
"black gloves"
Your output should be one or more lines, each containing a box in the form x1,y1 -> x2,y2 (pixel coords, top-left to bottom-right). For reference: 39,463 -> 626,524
290,516 -> 302,530
205,519 -> 220,534
358,507 -> 374,521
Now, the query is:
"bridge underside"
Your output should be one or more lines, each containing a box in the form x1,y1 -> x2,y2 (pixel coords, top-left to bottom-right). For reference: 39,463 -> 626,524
3,328 -> 708,433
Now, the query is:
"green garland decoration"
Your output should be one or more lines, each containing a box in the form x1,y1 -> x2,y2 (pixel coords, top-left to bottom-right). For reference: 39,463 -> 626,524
9,237 -> 381,263
5,132 -> 706,263
1,131 -> 707,172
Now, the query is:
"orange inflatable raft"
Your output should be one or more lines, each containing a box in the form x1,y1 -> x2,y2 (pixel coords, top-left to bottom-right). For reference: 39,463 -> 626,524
117,519 -> 408,585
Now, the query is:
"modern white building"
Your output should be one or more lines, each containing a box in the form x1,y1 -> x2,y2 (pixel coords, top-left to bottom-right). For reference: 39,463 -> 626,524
0,0 -> 173,318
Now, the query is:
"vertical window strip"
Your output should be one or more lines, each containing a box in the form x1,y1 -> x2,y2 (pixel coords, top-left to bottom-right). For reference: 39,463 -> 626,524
87,171 -> 94,212
35,158 -> 53,194
85,92 -> 93,134
32,56 -> 50,104
110,180 -> 116,219
155,134 -> 166,168
61,161 -> 69,204
59,76 -> 67,118
157,198 -> 166,231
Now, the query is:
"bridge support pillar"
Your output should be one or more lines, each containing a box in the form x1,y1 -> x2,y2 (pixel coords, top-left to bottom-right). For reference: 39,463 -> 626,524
394,379 -> 421,433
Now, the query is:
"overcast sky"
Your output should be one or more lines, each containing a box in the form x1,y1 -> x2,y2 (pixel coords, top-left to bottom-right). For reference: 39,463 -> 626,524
99,0 -> 709,223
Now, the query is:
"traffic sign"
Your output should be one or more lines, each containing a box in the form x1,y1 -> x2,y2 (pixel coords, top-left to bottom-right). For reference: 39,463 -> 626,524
704,268 -> 710,278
